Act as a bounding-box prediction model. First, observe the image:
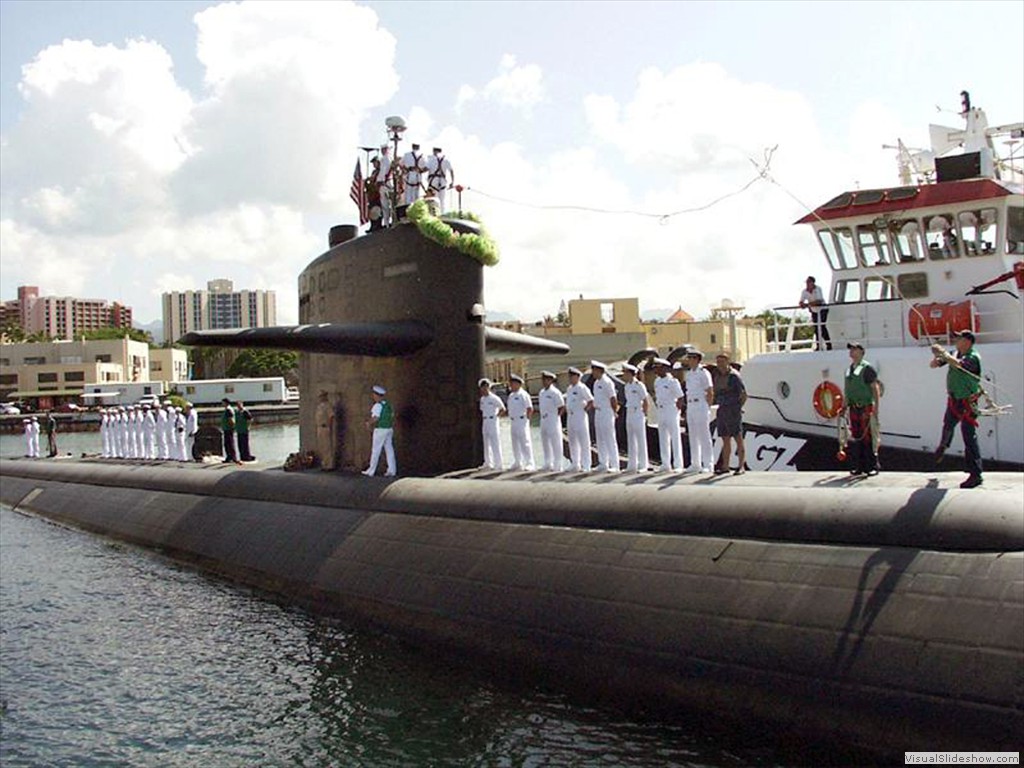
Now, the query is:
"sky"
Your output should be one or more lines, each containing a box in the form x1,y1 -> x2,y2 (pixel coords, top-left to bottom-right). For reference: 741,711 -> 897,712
1,0 -> 1022,327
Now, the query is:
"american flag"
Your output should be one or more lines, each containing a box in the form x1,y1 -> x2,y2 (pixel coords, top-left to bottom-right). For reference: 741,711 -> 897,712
349,160 -> 368,224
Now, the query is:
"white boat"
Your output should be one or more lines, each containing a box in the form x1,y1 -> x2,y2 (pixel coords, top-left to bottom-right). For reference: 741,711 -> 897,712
739,93 -> 1023,471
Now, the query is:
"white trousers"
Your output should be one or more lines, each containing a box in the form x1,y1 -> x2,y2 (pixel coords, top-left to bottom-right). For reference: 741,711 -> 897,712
30,434 -> 39,458
509,416 -> 534,469
186,434 -> 195,462
687,405 -> 714,471
567,415 -> 591,471
403,182 -> 421,206
431,186 -> 447,213
367,428 -> 396,475
594,410 -> 618,472
158,430 -> 169,460
481,418 -> 503,469
176,432 -> 187,461
657,411 -> 683,470
625,411 -> 649,471
379,184 -> 392,227
540,413 -> 562,470
25,431 -> 33,457
144,428 -> 155,459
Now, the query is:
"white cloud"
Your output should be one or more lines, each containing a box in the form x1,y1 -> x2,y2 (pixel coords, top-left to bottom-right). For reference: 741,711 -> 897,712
455,54 -> 545,113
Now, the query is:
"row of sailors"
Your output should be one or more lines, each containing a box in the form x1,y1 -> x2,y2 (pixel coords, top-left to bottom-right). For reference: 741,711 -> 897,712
478,353 -> 720,474
97,404 -> 199,462
373,144 -> 455,225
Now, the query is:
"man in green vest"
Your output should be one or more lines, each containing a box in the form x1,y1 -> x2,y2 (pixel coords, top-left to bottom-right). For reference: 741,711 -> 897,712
220,398 -> 240,464
234,401 -> 255,461
362,384 -> 396,477
930,329 -> 983,488
841,342 -> 881,476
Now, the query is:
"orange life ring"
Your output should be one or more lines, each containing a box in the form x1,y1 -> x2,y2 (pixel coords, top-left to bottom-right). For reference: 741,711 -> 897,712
813,381 -> 844,419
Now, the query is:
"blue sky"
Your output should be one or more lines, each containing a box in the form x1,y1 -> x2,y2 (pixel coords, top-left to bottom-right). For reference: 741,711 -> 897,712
1,0 -> 1022,326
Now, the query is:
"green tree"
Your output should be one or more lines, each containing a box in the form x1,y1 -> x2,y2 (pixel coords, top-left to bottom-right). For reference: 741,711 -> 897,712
1,322 -> 26,342
226,349 -> 299,379
81,327 -> 155,345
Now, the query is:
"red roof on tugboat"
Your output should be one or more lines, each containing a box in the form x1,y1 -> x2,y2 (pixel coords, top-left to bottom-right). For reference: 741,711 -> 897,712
795,178 -> 1015,224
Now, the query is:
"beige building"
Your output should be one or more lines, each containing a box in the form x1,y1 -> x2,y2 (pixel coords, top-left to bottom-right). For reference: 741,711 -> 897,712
0,337 -> 151,407
642,317 -> 766,362
149,347 -> 189,383
162,279 -> 277,344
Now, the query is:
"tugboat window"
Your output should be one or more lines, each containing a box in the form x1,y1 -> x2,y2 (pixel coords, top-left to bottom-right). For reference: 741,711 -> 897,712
1006,206 -> 1024,255
924,214 -> 960,259
890,219 -> 924,262
897,272 -> 929,299
833,279 -> 862,304
958,208 -> 997,256
864,276 -> 895,301
857,225 -> 891,266
816,227 -> 857,270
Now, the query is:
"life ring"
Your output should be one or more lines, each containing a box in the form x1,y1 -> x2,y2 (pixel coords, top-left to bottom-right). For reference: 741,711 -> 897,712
813,381 -> 844,419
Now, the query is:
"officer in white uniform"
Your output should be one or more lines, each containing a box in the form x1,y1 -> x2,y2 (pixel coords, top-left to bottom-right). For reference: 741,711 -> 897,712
622,363 -> 650,472
478,378 -> 506,470
27,417 -> 40,458
683,349 -> 715,473
184,402 -> 199,462
173,407 -> 187,461
652,358 -> 684,471
564,367 -> 594,471
590,361 -> 619,472
376,145 -> 393,228
424,147 -> 454,213
400,143 -> 426,206
23,418 -> 32,457
128,406 -> 140,459
505,374 -> 535,471
163,404 -> 177,460
363,385 -> 397,477
117,408 -> 128,458
141,404 -> 155,459
538,371 -> 565,471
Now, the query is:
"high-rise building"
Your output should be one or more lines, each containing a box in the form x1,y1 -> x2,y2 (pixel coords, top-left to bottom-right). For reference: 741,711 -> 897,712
162,279 -> 276,343
1,285 -> 133,340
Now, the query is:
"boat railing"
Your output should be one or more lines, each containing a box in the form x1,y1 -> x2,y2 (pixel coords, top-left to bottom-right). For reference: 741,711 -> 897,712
764,297 -> 1022,353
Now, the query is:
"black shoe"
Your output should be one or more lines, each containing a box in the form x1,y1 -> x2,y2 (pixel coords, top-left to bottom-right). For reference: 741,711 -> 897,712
849,469 -> 864,476
959,474 -> 982,489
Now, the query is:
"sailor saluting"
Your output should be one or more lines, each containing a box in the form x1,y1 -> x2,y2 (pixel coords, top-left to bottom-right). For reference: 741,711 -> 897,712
930,329 -> 984,488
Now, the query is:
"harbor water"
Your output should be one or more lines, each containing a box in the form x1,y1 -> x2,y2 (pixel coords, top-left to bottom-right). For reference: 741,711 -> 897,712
1,425 -> 878,766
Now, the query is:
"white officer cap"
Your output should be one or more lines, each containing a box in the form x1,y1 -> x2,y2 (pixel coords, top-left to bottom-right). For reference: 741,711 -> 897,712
672,361 -> 683,370
622,363 -> 638,374
372,385 -> 386,395
478,378 -> 491,388
590,360 -> 606,370
653,357 -> 671,367
541,370 -> 556,379
685,348 -> 703,359
510,374 -> 524,384
567,367 -> 582,376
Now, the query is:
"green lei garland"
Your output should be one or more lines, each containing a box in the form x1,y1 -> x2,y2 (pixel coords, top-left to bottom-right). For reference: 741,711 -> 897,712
406,199 -> 500,266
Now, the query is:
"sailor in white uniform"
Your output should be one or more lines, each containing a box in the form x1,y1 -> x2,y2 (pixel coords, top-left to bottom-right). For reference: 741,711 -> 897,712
400,143 -> 426,206
622,363 -> 650,472
538,371 -> 565,471
29,417 -> 40,458
117,408 -> 128,458
424,147 -> 454,213
184,402 -> 198,462
478,378 -> 506,470
173,407 -> 187,461
363,385 -> 397,477
683,349 -> 715,473
128,407 -> 141,459
505,374 -> 535,471
141,404 -> 155,459
162,404 -> 176,460
155,404 -> 168,459
590,361 -> 619,472
564,367 -> 594,471
23,418 -> 32,457
653,358 -> 684,471
376,145 -> 393,228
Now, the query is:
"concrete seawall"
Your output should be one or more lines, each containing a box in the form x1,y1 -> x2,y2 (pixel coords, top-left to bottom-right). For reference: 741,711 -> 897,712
2,458 -> 1021,754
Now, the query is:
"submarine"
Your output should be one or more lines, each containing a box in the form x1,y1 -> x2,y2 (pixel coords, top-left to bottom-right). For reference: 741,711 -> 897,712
2,209 -> 1021,756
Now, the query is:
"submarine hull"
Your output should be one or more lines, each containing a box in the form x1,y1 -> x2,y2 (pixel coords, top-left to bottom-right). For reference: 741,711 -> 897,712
3,458 -> 1021,756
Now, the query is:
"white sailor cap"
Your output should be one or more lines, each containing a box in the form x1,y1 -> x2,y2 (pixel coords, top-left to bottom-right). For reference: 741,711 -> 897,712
567,367 -> 582,376
372,385 -> 387,395
590,360 -> 606,370
478,378 -> 491,388
672,361 -> 683,370
510,374 -> 524,384
685,348 -> 703,359
541,370 -> 556,379
622,363 -> 638,374
653,357 -> 671,367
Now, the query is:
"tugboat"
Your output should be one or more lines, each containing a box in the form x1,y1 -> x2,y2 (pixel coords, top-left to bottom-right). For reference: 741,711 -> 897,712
738,92 -> 1023,471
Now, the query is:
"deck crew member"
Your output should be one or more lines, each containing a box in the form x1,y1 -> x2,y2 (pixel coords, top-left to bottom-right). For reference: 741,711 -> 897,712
683,350 -> 715,473
842,343 -> 881,476
221,398 -> 239,464
315,391 -> 337,471
653,358 -> 684,472
235,401 -> 255,462
376,145 -> 393,228
930,329 -> 984,488
184,403 -> 198,462
478,378 -> 506,470
400,143 -> 426,207
591,361 -> 619,472
45,411 -> 58,458
712,352 -> 747,475
424,147 -> 454,213
564,367 -> 594,471
506,374 -> 535,471
622,363 -> 650,473
799,276 -> 832,351
363,385 -> 396,477
538,371 -> 565,471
